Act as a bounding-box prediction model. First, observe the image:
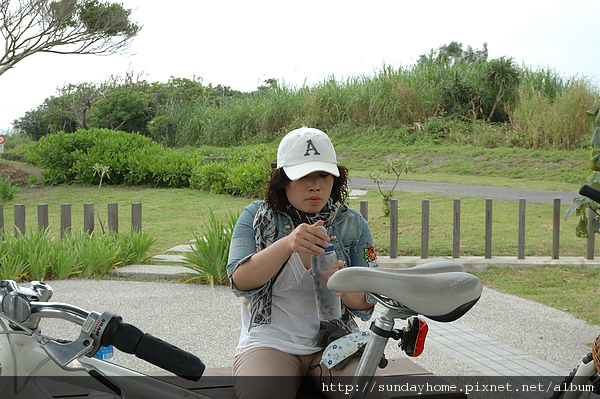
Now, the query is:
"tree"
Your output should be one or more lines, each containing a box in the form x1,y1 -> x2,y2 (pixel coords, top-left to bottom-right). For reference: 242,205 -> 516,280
55,82 -> 101,129
0,0 -> 140,77
484,57 -> 520,122
418,42 -> 488,66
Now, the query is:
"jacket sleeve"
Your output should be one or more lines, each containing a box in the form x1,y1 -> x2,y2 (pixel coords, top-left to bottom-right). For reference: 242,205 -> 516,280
227,201 -> 263,298
349,210 -> 379,269
346,210 -> 379,320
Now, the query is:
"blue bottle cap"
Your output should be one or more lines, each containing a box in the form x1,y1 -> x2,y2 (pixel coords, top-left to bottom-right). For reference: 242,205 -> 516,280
93,345 -> 114,360
316,225 -> 334,253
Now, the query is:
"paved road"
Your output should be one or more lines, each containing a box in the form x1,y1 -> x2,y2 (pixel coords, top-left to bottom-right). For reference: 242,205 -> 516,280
29,279 -> 598,399
348,177 -> 579,205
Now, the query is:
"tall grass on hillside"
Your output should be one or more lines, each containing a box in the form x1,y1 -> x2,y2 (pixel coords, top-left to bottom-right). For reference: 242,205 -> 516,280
161,86 -> 305,147
511,70 -> 597,149
154,62 -> 598,150
153,61 -> 474,146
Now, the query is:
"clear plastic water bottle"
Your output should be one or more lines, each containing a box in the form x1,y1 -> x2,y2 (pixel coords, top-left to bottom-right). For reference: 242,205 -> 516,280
93,345 -> 114,361
311,230 -> 342,320
89,345 -> 115,398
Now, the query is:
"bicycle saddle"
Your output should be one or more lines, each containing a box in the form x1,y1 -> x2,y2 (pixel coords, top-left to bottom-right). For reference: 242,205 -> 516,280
327,260 -> 483,322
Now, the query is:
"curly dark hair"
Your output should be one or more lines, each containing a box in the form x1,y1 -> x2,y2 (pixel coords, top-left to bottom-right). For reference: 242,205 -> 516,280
265,166 -> 349,212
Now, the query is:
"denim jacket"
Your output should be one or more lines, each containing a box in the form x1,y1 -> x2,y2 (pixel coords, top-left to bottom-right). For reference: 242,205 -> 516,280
227,200 -> 378,321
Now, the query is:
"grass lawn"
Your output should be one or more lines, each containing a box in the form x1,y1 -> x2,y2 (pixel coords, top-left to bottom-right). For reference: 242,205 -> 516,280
474,267 -> 600,325
2,161 -> 598,326
3,184 -> 251,253
3,180 -> 590,258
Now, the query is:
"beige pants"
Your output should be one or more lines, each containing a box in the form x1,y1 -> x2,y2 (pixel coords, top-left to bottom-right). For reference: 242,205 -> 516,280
233,346 -> 389,399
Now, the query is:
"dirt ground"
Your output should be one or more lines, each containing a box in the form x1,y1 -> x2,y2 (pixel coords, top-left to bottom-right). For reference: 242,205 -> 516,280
0,161 -> 43,184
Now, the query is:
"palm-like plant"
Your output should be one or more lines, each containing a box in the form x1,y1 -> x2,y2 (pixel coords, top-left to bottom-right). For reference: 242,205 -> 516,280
484,57 -> 520,122
182,210 -> 238,289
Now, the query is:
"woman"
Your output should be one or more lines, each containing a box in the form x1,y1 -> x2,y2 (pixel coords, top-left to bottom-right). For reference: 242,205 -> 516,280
227,126 -> 387,399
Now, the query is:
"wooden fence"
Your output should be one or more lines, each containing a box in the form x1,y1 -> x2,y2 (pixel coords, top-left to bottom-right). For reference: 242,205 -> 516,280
359,198 -> 598,260
0,203 -> 142,237
2,198 -> 597,260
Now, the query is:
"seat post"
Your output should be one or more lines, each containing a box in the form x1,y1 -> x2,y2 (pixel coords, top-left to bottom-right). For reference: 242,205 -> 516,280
349,309 -> 395,399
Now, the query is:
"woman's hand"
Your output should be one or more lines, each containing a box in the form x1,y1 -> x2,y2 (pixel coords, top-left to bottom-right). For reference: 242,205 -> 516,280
308,258 -> 344,276
285,220 -> 330,255
327,260 -> 374,311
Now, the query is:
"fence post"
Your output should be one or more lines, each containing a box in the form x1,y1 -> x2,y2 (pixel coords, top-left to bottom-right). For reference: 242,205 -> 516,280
14,204 -> 25,237
390,199 -> 398,258
360,200 -> 368,222
587,207 -> 595,260
0,204 -> 4,237
60,204 -> 71,238
453,199 -> 461,258
518,199 -> 526,259
84,203 -> 94,235
421,199 -> 429,259
552,198 -> 560,259
38,204 -> 49,232
108,203 -> 118,233
485,199 -> 493,259
132,202 -> 142,232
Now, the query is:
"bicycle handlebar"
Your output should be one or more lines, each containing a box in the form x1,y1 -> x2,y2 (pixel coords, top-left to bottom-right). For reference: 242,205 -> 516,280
101,314 -> 205,381
1,281 -> 205,382
31,302 -> 90,324
579,184 -> 600,204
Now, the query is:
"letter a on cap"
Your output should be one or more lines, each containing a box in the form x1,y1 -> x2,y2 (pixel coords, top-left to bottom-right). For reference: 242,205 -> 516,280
304,139 -> 320,156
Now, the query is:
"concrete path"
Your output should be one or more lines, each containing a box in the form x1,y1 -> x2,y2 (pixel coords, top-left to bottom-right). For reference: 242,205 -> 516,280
35,276 -> 598,399
348,177 -> 579,205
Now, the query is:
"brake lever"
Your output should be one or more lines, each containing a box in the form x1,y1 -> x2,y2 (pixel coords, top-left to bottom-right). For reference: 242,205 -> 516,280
41,329 -> 96,370
40,311 -> 103,369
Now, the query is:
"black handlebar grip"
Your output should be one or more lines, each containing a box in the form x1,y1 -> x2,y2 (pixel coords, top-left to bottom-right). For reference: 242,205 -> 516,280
101,316 -> 144,354
100,315 -> 205,381
579,184 -> 600,204
135,333 -> 205,381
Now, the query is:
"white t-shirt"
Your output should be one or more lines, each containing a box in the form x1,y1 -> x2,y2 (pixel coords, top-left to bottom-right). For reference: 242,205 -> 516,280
235,252 -> 322,356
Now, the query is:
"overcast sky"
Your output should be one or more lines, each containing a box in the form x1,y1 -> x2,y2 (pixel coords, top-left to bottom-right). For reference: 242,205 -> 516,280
1,0 -> 599,132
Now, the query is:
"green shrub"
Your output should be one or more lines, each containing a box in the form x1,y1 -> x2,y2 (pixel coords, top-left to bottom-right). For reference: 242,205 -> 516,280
24,129 -> 272,196
0,177 -> 18,200
190,160 -> 228,194
24,129 -> 152,184
189,145 -> 273,198
24,130 -> 96,184
182,209 -> 238,288
25,129 -> 197,187
0,229 -> 155,281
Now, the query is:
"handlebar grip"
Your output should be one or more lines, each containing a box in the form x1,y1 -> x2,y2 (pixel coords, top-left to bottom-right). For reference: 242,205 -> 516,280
135,333 -> 205,381
579,184 -> 600,204
101,315 -> 205,381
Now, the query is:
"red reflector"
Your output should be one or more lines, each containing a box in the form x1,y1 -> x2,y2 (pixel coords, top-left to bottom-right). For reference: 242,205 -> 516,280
411,318 -> 428,357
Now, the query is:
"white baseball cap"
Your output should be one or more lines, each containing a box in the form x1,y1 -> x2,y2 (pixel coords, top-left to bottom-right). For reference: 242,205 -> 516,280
277,126 -> 339,181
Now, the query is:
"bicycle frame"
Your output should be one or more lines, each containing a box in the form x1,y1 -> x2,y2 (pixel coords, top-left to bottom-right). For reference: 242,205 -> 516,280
346,296 -> 430,399
0,331 -> 212,399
